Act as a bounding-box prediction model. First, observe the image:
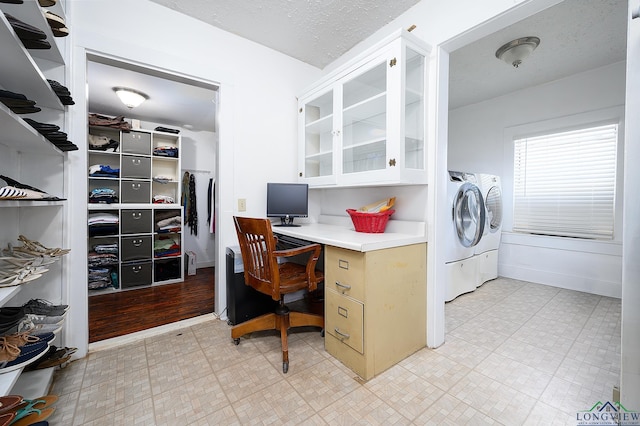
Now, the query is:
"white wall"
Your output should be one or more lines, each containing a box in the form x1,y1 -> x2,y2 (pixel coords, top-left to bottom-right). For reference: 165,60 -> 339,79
65,0 -> 322,356
621,0 -> 640,408
448,62 -> 625,297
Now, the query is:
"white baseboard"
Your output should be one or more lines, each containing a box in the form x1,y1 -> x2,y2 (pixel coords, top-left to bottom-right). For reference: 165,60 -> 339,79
499,264 -> 622,298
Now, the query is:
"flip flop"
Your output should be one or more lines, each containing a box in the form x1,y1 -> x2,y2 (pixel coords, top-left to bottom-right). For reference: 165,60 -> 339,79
12,395 -> 58,413
0,395 -> 22,414
0,413 -> 14,426
9,407 -> 54,426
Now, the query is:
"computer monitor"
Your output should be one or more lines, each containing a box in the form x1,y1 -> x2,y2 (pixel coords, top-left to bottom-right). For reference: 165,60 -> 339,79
266,182 -> 308,227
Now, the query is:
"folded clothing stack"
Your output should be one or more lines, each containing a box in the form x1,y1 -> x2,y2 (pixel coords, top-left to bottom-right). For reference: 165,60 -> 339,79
153,146 -> 179,158
154,126 -> 180,134
47,79 -> 74,106
89,164 -> 119,178
0,89 -> 40,115
153,195 -> 175,204
4,12 -> 51,50
88,267 -> 117,290
155,210 -> 181,232
88,212 -> 118,236
154,235 -> 181,258
89,187 -> 118,204
88,134 -> 119,151
88,113 -> 132,131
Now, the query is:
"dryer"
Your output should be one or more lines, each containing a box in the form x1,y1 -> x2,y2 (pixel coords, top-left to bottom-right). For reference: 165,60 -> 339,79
444,171 -> 485,302
476,173 -> 503,285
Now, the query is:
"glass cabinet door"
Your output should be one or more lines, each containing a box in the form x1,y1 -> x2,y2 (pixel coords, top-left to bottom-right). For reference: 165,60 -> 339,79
303,90 -> 334,179
404,47 -> 425,170
341,59 -> 387,174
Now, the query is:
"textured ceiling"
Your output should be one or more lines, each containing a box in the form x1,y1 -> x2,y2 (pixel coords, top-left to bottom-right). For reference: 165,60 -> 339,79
147,0 -> 421,68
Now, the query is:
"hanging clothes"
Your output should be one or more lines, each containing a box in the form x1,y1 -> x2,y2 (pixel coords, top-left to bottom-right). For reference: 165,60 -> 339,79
187,173 -> 198,235
207,178 -> 215,233
181,171 -> 190,224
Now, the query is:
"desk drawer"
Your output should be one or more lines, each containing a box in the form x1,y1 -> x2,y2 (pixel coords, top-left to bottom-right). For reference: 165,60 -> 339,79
325,246 -> 365,302
325,288 -> 363,354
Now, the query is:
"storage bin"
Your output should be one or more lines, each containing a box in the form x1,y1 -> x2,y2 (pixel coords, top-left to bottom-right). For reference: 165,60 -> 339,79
121,155 -> 151,179
120,209 -> 152,234
120,261 -> 152,288
121,131 -> 151,155
346,209 -> 395,233
121,235 -> 152,261
121,180 -> 150,203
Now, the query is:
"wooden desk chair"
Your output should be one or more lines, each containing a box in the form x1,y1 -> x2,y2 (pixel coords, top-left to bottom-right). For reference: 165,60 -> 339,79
231,216 -> 324,373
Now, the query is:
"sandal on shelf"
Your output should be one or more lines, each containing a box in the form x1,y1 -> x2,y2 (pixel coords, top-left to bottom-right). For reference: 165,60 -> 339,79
0,268 -> 43,288
6,397 -> 56,426
25,346 -> 75,371
0,395 -> 22,414
0,413 -> 14,426
16,235 -> 70,257
2,245 -> 58,265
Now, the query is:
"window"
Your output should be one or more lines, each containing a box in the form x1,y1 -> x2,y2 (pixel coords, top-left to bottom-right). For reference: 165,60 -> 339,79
513,123 -> 617,239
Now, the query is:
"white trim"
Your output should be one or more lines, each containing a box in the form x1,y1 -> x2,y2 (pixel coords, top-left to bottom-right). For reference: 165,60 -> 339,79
87,313 -> 219,352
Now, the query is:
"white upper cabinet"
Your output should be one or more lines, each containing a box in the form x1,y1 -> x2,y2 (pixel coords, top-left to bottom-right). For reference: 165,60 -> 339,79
298,29 -> 430,187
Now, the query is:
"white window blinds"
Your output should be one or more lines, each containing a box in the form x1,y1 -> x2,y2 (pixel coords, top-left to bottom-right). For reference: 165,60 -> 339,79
513,123 -> 617,239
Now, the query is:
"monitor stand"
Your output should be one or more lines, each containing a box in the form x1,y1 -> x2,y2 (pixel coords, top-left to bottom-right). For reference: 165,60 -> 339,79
274,216 -> 300,227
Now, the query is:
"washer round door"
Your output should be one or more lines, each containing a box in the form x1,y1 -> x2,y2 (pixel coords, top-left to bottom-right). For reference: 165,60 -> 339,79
485,184 -> 503,233
453,182 -> 485,248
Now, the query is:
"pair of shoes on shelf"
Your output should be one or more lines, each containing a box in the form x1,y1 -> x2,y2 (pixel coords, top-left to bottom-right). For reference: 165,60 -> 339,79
0,338 -> 49,374
0,176 -> 64,201
0,89 -> 41,115
0,394 -> 57,426
24,345 -> 75,371
3,13 -> 51,50
44,11 -> 68,38
22,299 -> 68,316
0,267 -> 44,288
13,235 -> 70,258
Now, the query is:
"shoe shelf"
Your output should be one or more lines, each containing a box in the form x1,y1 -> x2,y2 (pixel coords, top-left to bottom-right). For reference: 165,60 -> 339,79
0,287 -> 21,307
0,370 -> 21,398
11,368 -> 55,400
0,13 -> 64,111
1,0 -> 65,64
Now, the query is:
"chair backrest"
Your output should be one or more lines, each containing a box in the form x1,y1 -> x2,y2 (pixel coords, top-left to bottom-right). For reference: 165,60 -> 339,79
233,216 -> 281,300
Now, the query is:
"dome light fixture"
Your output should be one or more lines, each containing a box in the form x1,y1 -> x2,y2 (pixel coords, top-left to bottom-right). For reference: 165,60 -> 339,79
113,87 -> 149,108
495,36 -> 540,68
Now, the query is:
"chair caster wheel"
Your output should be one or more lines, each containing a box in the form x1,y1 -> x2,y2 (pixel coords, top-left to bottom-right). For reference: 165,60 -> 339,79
233,338 -> 240,345
321,329 -> 325,337
283,361 -> 289,373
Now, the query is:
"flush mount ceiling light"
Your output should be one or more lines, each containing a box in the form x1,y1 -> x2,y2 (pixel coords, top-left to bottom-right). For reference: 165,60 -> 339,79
113,87 -> 149,108
495,36 -> 540,68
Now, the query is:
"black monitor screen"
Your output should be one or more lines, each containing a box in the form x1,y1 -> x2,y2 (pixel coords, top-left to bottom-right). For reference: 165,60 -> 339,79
266,183 -> 308,227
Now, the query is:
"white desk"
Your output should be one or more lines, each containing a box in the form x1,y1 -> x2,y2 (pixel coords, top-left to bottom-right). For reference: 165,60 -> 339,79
272,214 -> 427,251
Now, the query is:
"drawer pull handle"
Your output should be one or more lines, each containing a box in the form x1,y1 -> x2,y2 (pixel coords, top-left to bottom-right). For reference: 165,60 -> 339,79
133,159 -> 141,165
132,184 -> 140,190
335,281 -> 351,291
334,328 -> 350,340
133,240 -> 142,247
132,212 -> 142,219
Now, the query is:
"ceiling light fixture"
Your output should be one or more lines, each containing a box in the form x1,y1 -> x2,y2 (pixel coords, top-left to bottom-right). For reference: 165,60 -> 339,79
113,87 -> 149,108
495,36 -> 540,68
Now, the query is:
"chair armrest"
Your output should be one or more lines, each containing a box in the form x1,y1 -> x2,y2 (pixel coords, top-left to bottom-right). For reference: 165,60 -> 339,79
274,243 -> 321,259
274,244 -> 323,286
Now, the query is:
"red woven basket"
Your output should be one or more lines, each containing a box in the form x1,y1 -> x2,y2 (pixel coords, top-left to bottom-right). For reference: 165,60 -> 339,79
346,209 -> 395,233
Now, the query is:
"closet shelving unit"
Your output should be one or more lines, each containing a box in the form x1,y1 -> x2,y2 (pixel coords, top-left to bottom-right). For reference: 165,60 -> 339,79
87,125 -> 184,295
0,0 -> 70,398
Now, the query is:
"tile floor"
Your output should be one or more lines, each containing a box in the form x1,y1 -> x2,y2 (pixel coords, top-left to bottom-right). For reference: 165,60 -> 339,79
48,277 -> 621,425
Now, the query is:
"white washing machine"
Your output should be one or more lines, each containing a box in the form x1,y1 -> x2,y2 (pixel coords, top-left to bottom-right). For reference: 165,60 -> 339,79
444,171 -> 486,302
476,173 -> 503,285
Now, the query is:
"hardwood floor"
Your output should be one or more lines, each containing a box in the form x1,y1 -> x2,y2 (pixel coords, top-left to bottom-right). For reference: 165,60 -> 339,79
88,267 -> 215,343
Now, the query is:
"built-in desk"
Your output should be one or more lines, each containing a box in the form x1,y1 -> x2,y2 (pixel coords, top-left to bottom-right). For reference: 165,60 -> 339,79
275,215 -> 428,380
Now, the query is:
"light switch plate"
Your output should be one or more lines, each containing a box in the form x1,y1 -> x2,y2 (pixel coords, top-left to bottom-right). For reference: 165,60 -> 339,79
238,198 -> 246,212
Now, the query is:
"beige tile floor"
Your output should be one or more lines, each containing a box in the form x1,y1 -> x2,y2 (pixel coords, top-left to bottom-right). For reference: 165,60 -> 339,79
48,277 -> 621,425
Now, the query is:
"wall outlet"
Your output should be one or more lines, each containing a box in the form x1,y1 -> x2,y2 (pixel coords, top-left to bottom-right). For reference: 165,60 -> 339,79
238,198 -> 246,212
